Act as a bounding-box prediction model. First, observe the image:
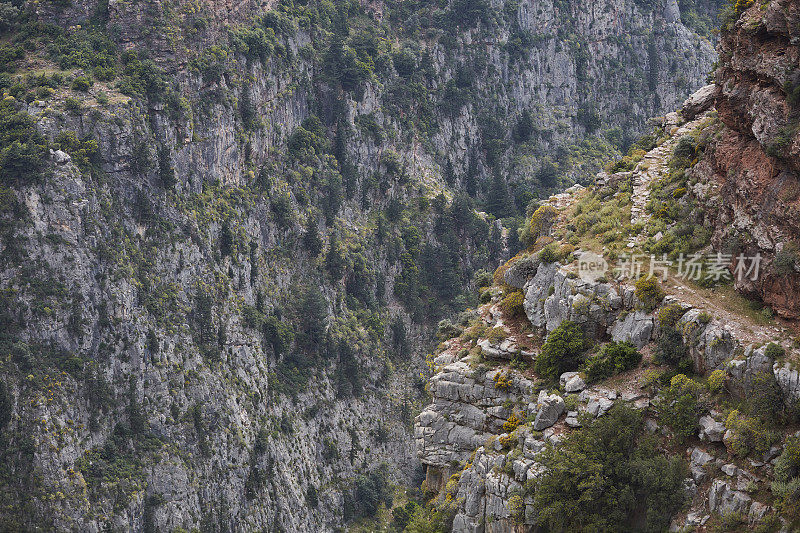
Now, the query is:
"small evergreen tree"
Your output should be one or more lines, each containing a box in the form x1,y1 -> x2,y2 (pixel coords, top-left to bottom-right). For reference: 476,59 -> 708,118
512,109 -> 534,143
535,320 -> 591,381
303,218 -> 324,256
486,173 -> 514,219
326,233 -> 347,280
220,220 -> 234,257
158,145 -> 176,189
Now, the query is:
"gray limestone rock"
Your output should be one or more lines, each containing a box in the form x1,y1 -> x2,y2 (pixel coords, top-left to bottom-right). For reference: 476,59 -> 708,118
709,480 -> 752,516
565,375 -> 586,393
699,415 -> 726,442
533,394 -> 565,431
559,371 -> 579,387
682,84 -> 719,119
610,310 -> 654,348
773,361 -> 800,403
728,345 -> 775,397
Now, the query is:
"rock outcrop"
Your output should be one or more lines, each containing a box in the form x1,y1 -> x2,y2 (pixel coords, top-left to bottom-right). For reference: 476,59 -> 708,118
418,246 -> 795,531
695,0 -> 800,318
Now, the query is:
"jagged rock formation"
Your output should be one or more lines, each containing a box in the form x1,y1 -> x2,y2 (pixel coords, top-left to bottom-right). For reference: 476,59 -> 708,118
695,0 -> 800,318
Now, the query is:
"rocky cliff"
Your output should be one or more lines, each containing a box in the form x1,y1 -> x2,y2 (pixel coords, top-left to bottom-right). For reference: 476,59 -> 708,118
693,0 -> 800,319
415,86 -> 800,531
0,0 -> 723,530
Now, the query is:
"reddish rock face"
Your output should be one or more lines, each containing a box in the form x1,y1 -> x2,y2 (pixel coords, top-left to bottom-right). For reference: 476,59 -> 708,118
701,0 -> 800,318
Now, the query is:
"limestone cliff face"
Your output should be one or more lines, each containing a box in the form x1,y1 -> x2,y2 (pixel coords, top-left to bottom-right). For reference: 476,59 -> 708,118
0,0 -> 722,530
695,0 -> 800,318
415,107 -> 800,531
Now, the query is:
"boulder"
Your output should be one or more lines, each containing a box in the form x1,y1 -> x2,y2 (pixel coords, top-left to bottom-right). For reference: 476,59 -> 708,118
748,502 -> 770,525
690,448 -> 714,467
728,345 -> 774,397
708,480 -> 752,516
610,310 -> 654,348
677,309 -> 737,373
477,339 -> 512,360
504,254 -> 541,289
533,394 -> 565,431
682,84 -> 718,120
565,375 -> 586,393
698,415 -> 726,442
721,463 -> 739,477
52,149 -> 72,165
559,371 -> 579,387
773,361 -> 800,403
565,412 -> 581,428
586,397 -> 614,417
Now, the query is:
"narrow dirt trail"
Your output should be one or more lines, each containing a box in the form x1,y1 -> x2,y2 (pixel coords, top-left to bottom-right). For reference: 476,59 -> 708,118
627,115 -> 708,246
548,113 -> 798,349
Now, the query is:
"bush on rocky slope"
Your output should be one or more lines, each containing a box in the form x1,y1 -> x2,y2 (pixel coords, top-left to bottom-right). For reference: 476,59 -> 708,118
533,404 -> 687,532
535,320 -> 591,381
584,341 -> 641,382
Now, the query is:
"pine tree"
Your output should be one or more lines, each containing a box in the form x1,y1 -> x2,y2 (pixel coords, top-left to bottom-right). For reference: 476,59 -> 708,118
323,173 -> 344,225
158,145 -> 176,189
297,286 -> 328,352
486,173 -> 514,218
464,151 -> 479,196
220,220 -> 234,257
512,109 -> 535,143
326,233 -> 347,279
303,218 -> 323,256
443,159 -> 455,185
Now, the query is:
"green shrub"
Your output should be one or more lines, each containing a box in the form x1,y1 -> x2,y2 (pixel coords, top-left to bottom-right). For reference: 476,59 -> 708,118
71,75 -> 92,91
634,276 -> 664,311
673,135 -> 696,159
493,370 -> 512,391
765,342 -> 786,360
747,370 -> 784,423
0,43 -> 24,72
64,97 -> 83,112
538,243 -> 559,264
346,464 -> 393,520
584,351 -> 615,382
771,437 -> 800,518
533,404 -> 687,532
707,368 -> 726,393
288,116 -> 327,160
519,204 -> 558,247
535,320 -> 590,381
229,24 -> 277,64
0,99 -> 48,185
657,374 -> 703,442
118,51 -> 171,102
725,409 -> 779,457
656,327 -> 690,370
500,290 -> 525,318
263,315 -> 293,356
774,436 -> 800,483
657,303 -> 686,328
584,341 -> 641,382
49,25 -> 117,75
53,131 -> 98,172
